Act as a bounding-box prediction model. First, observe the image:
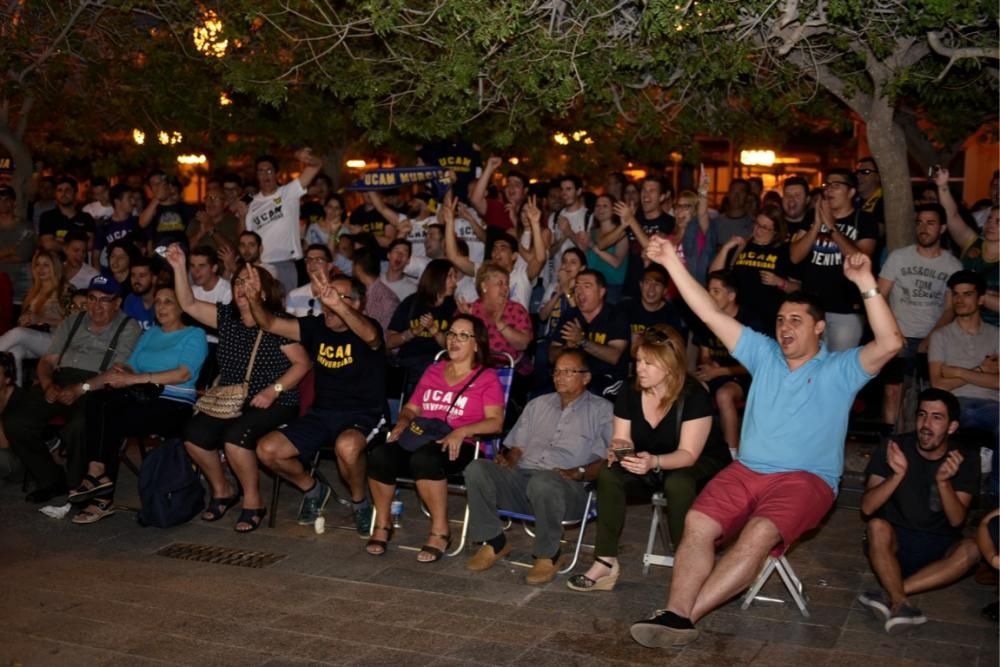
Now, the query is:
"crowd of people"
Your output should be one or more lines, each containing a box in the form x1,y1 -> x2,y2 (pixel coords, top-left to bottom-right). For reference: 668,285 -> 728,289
0,146 -> 997,648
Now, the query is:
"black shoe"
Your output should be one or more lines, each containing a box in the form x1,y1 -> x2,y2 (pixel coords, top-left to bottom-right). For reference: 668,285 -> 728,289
629,609 -> 699,648
26,482 -> 68,504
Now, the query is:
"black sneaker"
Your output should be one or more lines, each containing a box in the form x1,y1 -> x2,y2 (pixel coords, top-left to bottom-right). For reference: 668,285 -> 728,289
885,602 -> 927,634
297,482 -> 332,525
857,590 -> 891,624
629,609 -> 698,648
352,504 -> 373,537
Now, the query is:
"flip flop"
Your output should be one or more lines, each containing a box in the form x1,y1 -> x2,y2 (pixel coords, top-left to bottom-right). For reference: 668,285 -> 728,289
201,493 -> 241,522
234,508 -> 266,533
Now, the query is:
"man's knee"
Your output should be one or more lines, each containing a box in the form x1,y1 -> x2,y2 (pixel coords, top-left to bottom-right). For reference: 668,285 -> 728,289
738,516 -> 782,551
684,509 -> 724,543
866,517 -> 896,549
463,459 -> 492,487
335,430 -> 366,461
950,538 -> 981,570
525,469 -> 563,501
716,383 -> 742,408
255,432 -> 284,463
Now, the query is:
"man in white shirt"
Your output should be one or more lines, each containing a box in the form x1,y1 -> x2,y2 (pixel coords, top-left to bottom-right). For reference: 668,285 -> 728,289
244,148 -> 323,293
547,175 -> 589,289
189,245 -> 232,387
379,239 -> 418,301
82,177 -> 113,221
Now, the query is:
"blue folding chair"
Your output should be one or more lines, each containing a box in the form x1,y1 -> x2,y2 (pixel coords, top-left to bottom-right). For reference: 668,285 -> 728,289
496,485 -> 598,574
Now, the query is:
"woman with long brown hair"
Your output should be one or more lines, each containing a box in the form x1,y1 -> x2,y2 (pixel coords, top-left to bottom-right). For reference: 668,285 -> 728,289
0,249 -> 67,384
567,325 -> 730,591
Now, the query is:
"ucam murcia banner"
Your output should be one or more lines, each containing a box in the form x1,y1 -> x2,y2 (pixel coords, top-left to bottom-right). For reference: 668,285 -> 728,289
346,166 -> 453,199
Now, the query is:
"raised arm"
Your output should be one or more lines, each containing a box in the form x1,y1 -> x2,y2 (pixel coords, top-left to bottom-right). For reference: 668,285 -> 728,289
243,265 -> 302,341
522,195 -> 546,281
441,194 -> 476,277
294,148 -> 323,190
470,156 -> 502,218
315,273 -> 381,350
646,236 -> 743,351
164,244 -> 217,328
696,169 -> 711,233
934,168 -> 977,250
848,254 -> 904,375
365,190 -> 402,226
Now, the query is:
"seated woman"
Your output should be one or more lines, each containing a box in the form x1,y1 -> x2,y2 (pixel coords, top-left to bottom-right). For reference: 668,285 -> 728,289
165,245 -> 310,533
367,314 -> 504,562
567,325 -> 731,591
386,258 -> 458,390
67,283 -> 210,524
0,249 -> 67,385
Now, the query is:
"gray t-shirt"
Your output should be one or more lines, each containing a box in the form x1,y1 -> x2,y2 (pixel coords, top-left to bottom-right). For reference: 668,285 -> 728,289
46,310 -> 142,373
0,220 -> 36,302
880,245 -> 962,338
505,391 -> 612,470
712,213 -> 753,247
928,320 -> 999,401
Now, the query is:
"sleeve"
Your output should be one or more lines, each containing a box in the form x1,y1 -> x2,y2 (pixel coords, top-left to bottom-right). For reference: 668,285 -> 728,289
832,347 -> 876,393
731,326 -> 770,375
864,441 -> 891,479
296,316 -> 316,354
111,320 -> 143,365
879,249 -> 900,282
591,399 -> 614,460
478,369 -> 504,408
680,382 -> 713,422
508,303 -> 532,333
286,179 -> 307,200
175,328 -> 209,379
927,328 -> 946,363
504,397 -> 537,449
613,387 -> 634,420
388,297 -> 412,333
125,329 -> 148,369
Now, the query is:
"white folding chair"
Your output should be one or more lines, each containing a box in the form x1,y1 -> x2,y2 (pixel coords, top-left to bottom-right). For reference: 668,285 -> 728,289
740,549 -> 809,618
642,492 -> 675,574
498,487 -> 598,574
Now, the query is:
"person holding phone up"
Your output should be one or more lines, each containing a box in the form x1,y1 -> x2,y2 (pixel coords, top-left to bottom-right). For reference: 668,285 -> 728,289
567,324 -> 731,592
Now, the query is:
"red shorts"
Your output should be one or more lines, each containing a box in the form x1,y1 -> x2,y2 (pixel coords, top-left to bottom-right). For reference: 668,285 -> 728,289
691,462 -> 835,549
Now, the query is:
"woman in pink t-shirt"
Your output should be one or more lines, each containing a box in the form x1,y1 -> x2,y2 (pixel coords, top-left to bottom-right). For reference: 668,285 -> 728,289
367,314 -> 504,562
462,262 -> 533,373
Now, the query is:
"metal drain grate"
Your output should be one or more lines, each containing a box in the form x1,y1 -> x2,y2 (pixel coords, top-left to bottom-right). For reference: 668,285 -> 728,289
156,543 -> 287,568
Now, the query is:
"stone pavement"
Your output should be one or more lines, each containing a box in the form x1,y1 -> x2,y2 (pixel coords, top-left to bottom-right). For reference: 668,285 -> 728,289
0,438 -> 996,667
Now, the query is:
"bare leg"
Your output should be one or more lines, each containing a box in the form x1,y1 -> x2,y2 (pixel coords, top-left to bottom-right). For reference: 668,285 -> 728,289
715,382 -> 744,450
666,511 -> 724,619
335,430 -> 367,502
415,478 -> 450,559
689,517 -> 781,622
866,518 -> 905,606
903,539 -> 980,596
185,442 -> 232,497
256,432 -> 312,491
368,478 -> 395,524
223,443 -> 261,508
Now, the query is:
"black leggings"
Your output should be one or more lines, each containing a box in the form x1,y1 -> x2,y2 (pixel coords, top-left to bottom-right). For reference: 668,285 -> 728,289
84,389 -> 193,498
367,439 -> 476,485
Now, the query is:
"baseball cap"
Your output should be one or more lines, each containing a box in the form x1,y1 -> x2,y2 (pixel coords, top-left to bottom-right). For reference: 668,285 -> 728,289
88,274 -> 122,296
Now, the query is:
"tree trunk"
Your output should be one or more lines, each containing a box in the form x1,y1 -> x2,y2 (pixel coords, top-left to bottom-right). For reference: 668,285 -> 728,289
863,99 -> 915,251
322,145 -> 346,190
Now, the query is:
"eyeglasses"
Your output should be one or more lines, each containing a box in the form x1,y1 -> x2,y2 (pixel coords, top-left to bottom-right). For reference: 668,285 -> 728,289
205,195 -> 223,202
86,295 -> 117,304
753,221 -> 775,233
256,168 -> 274,175
551,368 -> 588,377
855,168 -> 878,176
821,181 -> 850,191
445,330 -> 474,342
305,256 -> 329,264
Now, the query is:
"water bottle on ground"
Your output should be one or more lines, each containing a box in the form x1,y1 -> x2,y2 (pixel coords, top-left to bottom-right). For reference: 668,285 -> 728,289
390,490 -> 404,528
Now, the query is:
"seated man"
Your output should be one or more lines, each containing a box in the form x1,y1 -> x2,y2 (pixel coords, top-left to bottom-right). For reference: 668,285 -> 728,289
859,388 -> 980,633
629,236 -> 901,648
464,349 -> 612,584
624,266 -> 687,356
247,267 -> 386,534
4,275 -> 141,501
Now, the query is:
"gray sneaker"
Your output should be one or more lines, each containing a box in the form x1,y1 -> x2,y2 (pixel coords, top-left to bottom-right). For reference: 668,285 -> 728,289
297,482 -> 332,525
352,504 -> 373,537
885,602 -> 927,634
857,590 -> 891,624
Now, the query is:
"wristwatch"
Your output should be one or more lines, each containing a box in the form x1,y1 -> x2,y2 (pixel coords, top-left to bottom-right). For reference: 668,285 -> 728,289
861,287 -> 880,300
81,382 -> 92,393
273,383 -> 284,394
576,466 -> 586,480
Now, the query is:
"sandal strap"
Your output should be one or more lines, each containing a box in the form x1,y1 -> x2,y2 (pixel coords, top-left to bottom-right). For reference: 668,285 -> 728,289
428,532 -> 451,541
568,574 -> 596,588
595,557 -> 615,569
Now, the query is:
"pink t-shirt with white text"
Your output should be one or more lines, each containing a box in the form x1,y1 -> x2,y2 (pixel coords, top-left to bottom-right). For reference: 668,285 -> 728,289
409,362 -> 504,429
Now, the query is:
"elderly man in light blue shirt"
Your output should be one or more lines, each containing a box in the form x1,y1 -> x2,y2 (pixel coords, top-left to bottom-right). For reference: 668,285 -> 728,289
464,349 -> 612,585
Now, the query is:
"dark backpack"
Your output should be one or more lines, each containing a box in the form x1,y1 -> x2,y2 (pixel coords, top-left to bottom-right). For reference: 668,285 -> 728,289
136,438 -> 205,528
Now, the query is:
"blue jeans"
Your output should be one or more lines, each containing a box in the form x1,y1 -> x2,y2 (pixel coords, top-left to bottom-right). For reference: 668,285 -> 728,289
958,397 -> 999,495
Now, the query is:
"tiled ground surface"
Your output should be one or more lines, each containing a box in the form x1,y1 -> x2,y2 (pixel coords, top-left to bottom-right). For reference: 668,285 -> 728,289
1,439 -> 996,666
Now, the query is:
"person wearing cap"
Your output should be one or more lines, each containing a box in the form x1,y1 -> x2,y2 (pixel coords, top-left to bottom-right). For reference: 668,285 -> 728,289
3,274 -> 140,503
37,176 -> 95,252
0,184 -> 36,305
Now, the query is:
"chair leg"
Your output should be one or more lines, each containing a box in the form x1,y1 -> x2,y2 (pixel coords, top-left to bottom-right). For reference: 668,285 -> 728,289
118,438 -> 140,477
775,556 -> 810,618
560,492 -> 594,574
642,500 -> 674,573
448,502 -> 470,557
741,556 -> 777,610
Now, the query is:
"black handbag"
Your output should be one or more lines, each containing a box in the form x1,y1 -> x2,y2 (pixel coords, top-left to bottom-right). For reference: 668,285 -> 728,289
396,366 -> 487,452
124,382 -> 164,404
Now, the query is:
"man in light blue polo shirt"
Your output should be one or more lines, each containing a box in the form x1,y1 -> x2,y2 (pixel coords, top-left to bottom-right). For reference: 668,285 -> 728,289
630,235 -> 903,649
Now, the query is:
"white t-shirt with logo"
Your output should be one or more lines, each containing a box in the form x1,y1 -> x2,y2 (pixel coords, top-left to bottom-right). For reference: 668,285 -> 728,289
193,276 -> 233,344
879,244 -> 962,338
245,179 -> 306,263
545,206 -> 588,290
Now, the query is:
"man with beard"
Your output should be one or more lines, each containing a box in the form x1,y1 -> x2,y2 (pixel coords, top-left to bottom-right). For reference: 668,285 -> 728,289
122,257 -> 158,330
38,177 -> 95,251
877,204 -> 962,431
782,176 -> 813,238
858,388 -> 979,633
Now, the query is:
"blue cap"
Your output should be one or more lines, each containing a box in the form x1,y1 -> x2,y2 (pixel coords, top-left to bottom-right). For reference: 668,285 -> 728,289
88,274 -> 121,296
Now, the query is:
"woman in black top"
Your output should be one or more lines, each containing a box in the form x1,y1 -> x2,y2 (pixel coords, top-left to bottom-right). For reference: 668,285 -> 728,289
386,259 -> 456,387
568,325 -> 730,591
710,203 -> 799,333
166,246 -> 310,532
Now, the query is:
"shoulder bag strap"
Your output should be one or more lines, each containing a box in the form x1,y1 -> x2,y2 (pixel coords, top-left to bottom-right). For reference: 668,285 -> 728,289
243,329 -> 265,383
99,316 -> 134,372
444,365 -> 488,419
56,312 -> 87,368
